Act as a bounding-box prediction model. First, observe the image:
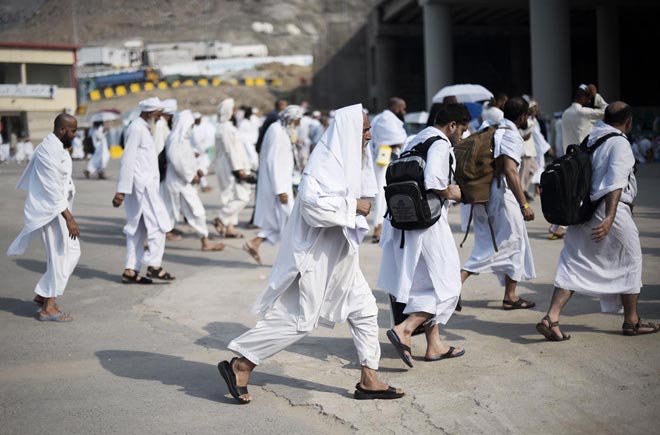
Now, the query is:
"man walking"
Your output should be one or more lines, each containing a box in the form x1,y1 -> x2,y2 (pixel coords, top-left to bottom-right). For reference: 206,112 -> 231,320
218,104 -> 403,403
537,102 -> 659,340
461,97 -> 537,310
112,98 -> 176,284
378,103 -> 469,367
7,113 -> 81,322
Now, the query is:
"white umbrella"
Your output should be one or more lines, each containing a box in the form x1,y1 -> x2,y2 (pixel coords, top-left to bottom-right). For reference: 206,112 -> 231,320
404,111 -> 428,125
89,111 -> 120,123
432,84 -> 493,104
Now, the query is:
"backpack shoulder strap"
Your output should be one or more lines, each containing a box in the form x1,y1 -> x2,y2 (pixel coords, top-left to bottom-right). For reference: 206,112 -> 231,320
411,135 -> 447,157
583,132 -> 624,154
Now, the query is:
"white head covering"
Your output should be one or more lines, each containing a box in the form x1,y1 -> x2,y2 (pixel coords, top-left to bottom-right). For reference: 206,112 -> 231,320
217,98 -> 234,123
280,105 -> 304,125
138,97 -> 163,113
193,112 -> 202,120
165,109 -> 195,152
162,99 -> 177,115
304,103 -> 377,199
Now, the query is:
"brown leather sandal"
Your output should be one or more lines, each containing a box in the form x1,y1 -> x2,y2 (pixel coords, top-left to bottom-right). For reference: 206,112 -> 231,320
536,315 -> 570,341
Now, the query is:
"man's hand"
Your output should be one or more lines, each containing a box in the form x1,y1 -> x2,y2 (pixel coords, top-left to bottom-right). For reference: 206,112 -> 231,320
65,215 -> 80,240
587,84 -> 598,99
197,169 -> 204,178
592,215 -> 614,242
522,206 -> 535,221
278,193 -> 289,204
112,193 -> 125,208
356,199 -> 372,217
236,170 -> 247,180
191,175 -> 201,184
194,152 -> 201,158
446,185 -> 462,202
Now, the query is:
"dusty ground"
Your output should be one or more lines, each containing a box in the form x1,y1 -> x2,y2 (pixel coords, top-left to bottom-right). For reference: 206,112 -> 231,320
1,159 -> 659,434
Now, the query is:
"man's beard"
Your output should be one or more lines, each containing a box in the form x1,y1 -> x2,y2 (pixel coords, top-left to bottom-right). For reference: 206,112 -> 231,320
62,137 -> 73,148
394,111 -> 405,122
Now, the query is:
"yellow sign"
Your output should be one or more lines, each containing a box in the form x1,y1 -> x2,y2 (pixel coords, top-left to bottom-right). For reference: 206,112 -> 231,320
157,81 -> 168,90
130,83 -> 141,93
115,85 -> 127,96
103,87 -> 115,98
89,90 -> 101,101
144,82 -> 155,91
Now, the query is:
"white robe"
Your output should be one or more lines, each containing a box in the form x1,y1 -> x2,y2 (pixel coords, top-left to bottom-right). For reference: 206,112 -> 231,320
253,122 -> 294,244
237,118 -> 259,170
71,136 -> 85,160
163,112 -> 209,237
462,118 -> 536,286
378,127 -> 461,325
215,120 -> 251,226
370,110 -> 407,227
191,120 -> 215,176
561,94 -> 607,152
554,122 -> 641,312
86,126 -> 110,174
7,133 -> 80,297
117,117 -> 172,237
530,118 -> 551,185
153,118 -> 169,155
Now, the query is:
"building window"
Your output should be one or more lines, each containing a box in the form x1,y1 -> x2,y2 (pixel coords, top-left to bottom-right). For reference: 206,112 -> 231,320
25,64 -> 73,87
0,63 -> 21,84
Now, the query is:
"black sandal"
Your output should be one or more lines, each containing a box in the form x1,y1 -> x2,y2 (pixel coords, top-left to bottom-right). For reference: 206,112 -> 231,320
121,271 -> 153,285
146,266 -> 176,281
622,319 -> 660,336
503,298 -> 536,310
354,383 -> 404,400
536,315 -> 570,341
217,358 -> 251,404
386,329 -> 413,368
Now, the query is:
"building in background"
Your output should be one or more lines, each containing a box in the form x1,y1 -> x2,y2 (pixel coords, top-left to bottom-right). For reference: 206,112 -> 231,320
0,42 -> 78,144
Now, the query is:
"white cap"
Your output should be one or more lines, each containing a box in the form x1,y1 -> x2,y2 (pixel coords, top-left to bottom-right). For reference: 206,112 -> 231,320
193,112 -> 202,120
138,97 -> 163,112
162,99 -> 177,115
312,110 -> 321,118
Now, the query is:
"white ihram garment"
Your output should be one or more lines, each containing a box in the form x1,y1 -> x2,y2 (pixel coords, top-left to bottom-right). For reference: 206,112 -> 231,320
462,118 -> 536,286
117,117 -> 172,271
162,110 -> 209,237
378,127 -> 461,325
7,133 -> 80,298
86,126 -> 110,174
530,119 -> 551,185
229,104 -> 381,368
555,122 -> 641,313
238,118 -> 259,170
561,94 -> 607,152
253,122 -> 294,244
215,120 -> 252,226
370,110 -> 407,227
153,117 -> 169,155
191,120 -> 215,187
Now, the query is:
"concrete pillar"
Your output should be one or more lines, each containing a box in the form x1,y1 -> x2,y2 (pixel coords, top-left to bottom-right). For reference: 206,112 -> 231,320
20,63 -> 27,85
597,5 -> 620,100
529,0 -> 571,115
422,0 -> 453,109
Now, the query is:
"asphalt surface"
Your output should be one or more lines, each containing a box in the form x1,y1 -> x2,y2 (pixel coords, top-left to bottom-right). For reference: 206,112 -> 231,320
1,159 -> 659,434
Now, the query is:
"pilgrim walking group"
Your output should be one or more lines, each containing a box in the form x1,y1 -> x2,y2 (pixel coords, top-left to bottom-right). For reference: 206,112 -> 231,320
6,80 -> 657,403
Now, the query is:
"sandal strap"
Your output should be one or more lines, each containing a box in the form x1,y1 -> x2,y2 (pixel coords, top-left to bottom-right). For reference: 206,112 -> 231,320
543,315 -> 560,328
440,346 -> 456,358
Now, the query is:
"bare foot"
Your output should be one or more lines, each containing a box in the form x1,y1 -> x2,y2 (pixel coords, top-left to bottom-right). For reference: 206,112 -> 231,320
201,238 -> 225,251
232,358 -> 254,402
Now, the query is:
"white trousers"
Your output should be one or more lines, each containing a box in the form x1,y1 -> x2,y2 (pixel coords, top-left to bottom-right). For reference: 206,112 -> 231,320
217,179 -> 250,226
124,216 -> 166,271
229,280 -> 382,370
403,255 -> 458,326
36,216 -> 81,298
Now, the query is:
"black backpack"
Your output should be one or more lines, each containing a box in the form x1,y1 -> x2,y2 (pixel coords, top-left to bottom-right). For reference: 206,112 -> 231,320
540,132 -> 623,226
384,136 -> 450,245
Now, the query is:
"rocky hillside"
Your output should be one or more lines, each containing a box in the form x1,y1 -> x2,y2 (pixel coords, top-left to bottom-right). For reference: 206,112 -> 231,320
0,0 -> 375,55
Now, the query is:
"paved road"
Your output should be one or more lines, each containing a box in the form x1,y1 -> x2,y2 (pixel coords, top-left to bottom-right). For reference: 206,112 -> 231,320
1,159 -> 659,434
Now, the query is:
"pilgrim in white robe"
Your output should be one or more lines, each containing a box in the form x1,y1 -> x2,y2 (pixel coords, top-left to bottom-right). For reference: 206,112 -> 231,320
71,134 -> 85,160
561,93 -> 607,152
462,118 -> 536,286
237,117 -> 259,170
519,119 -> 538,193
117,117 -> 172,271
530,118 -> 551,185
86,125 -> 110,174
378,127 -> 461,324
162,110 -> 209,237
215,102 -> 252,227
191,118 -> 215,188
370,110 -> 408,228
7,133 -> 80,298
229,104 -> 381,368
153,117 -> 169,154
253,122 -> 294,244
554,122 -> 640,312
